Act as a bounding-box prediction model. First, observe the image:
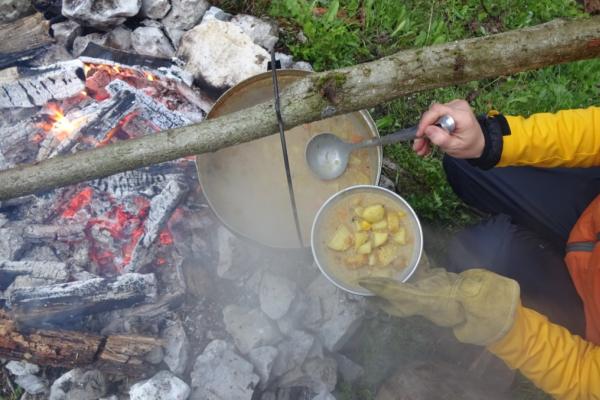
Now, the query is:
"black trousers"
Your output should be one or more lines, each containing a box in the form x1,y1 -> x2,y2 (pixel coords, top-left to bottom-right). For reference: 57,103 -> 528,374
442,156 -> 600,337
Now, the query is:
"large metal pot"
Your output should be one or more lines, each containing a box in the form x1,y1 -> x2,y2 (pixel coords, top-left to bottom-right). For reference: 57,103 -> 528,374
196,70 -> 382,249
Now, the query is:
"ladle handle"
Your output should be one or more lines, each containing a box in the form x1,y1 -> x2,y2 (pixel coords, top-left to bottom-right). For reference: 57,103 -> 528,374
353,115 -> 455,149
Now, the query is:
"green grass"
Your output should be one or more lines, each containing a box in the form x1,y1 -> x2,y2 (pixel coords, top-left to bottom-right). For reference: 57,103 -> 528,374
260,0 -> 599,226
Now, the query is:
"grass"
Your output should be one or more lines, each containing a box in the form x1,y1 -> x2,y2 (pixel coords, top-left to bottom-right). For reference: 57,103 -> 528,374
256,0 -> 600,226
224,1 -> 600,399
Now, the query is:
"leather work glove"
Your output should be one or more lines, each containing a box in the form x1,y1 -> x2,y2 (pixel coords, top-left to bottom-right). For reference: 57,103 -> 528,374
359,268 -> 520,346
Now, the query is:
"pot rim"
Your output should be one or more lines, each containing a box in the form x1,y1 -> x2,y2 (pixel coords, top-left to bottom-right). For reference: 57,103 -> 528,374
197,70 -> 382,250
311,184 -> 423,296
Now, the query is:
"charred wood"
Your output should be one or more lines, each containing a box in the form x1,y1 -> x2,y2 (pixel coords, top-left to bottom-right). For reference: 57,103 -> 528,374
8,273 -> 158,326
0,60 -> 86,109
0,311 -> 161,375
23,223 -> 85,242
0,259 -> 68,289
0,13 -> 53,54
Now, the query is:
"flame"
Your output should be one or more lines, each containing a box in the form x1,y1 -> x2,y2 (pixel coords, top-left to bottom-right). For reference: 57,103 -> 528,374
38,103 -> 88,142
145,72 -> 155,82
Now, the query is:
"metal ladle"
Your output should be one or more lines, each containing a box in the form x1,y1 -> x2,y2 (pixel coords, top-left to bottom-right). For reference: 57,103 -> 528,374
305,115 -> 455,180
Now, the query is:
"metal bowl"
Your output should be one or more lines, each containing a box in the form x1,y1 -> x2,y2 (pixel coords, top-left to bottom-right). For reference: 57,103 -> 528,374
311,185 -> 423,296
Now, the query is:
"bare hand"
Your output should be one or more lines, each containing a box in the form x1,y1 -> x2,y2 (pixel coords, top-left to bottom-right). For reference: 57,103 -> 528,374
413,100 -> 484,159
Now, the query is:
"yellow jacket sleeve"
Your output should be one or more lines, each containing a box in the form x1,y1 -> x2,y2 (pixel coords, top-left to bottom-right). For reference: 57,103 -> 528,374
488,305 -> 600,399
498,107 -> 600,168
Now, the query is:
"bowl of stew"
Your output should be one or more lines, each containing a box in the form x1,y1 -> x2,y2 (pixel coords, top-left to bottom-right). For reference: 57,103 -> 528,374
311,185 -> 423,295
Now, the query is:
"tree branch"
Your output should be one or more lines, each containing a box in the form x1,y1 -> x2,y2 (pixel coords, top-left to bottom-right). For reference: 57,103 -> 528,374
0,16 -> 599,201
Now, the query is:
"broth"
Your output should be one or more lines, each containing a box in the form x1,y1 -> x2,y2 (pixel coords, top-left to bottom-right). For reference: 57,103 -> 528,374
316,191 -> 416,292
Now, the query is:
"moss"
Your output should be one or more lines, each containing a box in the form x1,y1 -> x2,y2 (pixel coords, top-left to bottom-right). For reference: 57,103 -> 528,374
313,72 -> 349,105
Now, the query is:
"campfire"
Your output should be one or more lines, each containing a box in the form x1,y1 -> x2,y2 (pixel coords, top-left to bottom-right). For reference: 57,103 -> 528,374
0,2 -> 364,399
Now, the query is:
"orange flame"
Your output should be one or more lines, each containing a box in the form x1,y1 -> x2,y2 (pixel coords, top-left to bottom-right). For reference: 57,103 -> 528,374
38,103 -> 88,142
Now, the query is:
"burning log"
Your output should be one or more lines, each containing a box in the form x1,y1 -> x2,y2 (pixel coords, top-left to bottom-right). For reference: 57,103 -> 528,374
0,310 -> 162,375
8,273 -> 158,326
23,223 -> 85,242
0,17 -> 598,200
0,60 -> 86,108
126,180 -> 188,272
0,13 -> 53,54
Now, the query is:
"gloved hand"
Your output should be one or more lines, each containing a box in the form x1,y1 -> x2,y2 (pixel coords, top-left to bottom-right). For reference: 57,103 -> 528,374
359,268 -> 520,346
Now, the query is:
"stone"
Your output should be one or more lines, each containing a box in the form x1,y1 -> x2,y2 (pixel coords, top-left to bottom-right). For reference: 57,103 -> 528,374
275,52 -> 294,69
259,273 -> 297,320
202,6 -> 232,22
163,319 -> 190,375
0,0 -> 32,22
140,0 -> 170,19
272,330 -> 314,377
131,27 -> 175,58
144,345 -> 164,364
140,18 -> 163,27
312,391 -> 336,400
248,346 -> 278,387
306,275 -> 366,351
106,26 -> 132,51
51,20 -> 82,50
223,305 -> 281,354
50,369 -> 106,400
62,0 -> 141,29
5,361 -> 39,376
15,375 -> 47,395
161,0 -> 210,30
130,371 -> 190,400
72,33 -> 108,57
378,174 -> 396,191
165,27 -> 185,49
333,354 -> 364,383
230,14 -> 278,51
177,19 -> 270,90
190,339 -> 259,400
279,357 -> 337,394
292,61 -> 313,71
0,228 -> 26,260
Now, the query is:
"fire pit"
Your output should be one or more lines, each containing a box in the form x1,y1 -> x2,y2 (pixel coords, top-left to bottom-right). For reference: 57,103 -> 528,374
0,3 -> 371,399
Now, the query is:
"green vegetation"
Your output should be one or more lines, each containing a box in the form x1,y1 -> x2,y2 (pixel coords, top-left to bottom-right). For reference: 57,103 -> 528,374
260,0 -> 599,226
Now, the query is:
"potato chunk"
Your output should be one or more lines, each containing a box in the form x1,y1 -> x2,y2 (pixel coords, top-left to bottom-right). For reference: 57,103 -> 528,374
354,232 -> 369,250
362,204 -> 385,223
392,227 -> 407,245
371,220 -> 388,231
377,244 -> 398,267
328,224 -> 353,251
387,212 -> 400,233
372,232 -> 389,248
357,241 -> 373,255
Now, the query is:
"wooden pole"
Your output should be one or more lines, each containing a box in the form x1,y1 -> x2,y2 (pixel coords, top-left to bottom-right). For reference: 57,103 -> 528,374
0,16 -> 599,201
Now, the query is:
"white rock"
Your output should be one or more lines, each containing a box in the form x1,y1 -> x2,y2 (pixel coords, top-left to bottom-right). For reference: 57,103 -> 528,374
312,391 -> 337,400
15,374 -> 48,395
190,340 -> 259,400
161,0 -> 210,30
230,14 -> 278,51
223,305 -> 281,354
307,275 -> 365,351
163,319 -> 190,375
0,0 -> 32,22
5,361 -> 39,376
49,369 -> 106,400
51,20 -> 82,49
259,273 -> 297,320
165,27 -> 186,49
275,52 -> 294,69
130,371 -> 190,400
141,18 -> 163,27
202,6 -> 232,22
144,345 -> 164,364
72,33 -> 108,57
333,354 -> 364,383
248,346 -> 278,387
131,27 -> 175,58
177,19 -> 270,90
292,61 -> 314,71
106,26 -> 132,51
279,357 -> 338,394
62,0 -> 141,29
272,330 -> 314,377
140,0 -> 171,19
